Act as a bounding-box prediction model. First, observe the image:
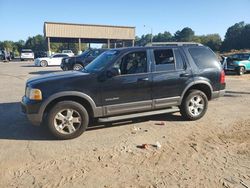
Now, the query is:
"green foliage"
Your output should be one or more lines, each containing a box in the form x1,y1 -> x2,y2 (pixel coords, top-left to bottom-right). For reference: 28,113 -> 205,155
153,32 -> 172,42
25,35 -> 46,52
135,34 -> 153,46
221,22 -> 250,51
174,27 -> 195,42
199,34 -> 222,51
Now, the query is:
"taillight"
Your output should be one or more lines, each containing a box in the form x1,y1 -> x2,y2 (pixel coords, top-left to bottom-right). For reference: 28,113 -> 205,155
220,70 -> 225,84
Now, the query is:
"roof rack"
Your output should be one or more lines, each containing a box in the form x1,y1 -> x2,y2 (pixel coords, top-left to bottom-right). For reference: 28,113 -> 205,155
145,42 -> 203,47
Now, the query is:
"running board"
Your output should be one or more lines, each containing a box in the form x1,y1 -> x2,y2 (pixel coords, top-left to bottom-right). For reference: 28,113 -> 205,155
98,107 -> 179,123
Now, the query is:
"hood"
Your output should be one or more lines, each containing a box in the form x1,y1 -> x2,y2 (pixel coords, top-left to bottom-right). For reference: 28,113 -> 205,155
27,71 -> 89,85
35,57 -> 51,61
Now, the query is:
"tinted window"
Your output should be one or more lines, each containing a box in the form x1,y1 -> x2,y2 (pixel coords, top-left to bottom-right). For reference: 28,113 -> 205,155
174,49 -> 185,70
154,49 -> 175,71
53,54 -> 68,58
114,51 -> 147,75
85,50 -> 120,73
231,54 -> 250,60
90,50 -> 101,57
21,49 -> 33,53
189,47 -> 219,69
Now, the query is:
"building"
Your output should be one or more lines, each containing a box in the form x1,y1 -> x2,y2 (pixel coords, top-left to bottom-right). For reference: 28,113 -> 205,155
44,22 -> 136,54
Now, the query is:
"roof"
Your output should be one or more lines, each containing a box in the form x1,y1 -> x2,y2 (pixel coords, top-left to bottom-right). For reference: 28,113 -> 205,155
44,22 -> 135,29
44,22 -> 135,40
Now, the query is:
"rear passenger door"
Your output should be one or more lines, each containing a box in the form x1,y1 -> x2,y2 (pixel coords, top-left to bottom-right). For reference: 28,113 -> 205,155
151,48 -> 193,108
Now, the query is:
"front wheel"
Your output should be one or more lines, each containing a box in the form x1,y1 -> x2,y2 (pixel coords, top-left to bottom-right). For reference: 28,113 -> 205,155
73,63 -> 83,70
47,101 -> 89,139
180,90 -> 208,121
236,66 -> 245,75
40,60 -> 48,67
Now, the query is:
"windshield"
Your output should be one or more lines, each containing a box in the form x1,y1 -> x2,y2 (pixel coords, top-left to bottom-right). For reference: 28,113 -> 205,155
231,54 -> 250,60
84,50 -> 120,73
77,50 -> 90,58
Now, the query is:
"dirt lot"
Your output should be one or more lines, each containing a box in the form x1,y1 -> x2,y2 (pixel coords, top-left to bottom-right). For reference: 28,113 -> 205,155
0,61 -> 249,188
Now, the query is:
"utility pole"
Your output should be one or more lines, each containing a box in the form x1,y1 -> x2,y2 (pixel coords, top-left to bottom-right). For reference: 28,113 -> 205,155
144,25 -> 153,45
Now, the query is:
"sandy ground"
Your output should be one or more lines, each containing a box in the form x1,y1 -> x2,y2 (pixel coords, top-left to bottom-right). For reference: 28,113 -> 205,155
0,61 -> 249,188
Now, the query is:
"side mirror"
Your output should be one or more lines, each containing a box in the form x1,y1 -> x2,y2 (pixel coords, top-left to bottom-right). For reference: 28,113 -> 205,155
106,67 -> 121,78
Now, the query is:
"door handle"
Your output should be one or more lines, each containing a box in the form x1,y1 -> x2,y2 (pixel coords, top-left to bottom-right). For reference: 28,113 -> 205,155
138,77 -> 149,82
180,73 -> 191,77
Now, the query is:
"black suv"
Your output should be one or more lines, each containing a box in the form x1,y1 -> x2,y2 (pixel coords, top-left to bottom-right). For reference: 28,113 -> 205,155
21,44 -> 225,139
61,49 -> 106,71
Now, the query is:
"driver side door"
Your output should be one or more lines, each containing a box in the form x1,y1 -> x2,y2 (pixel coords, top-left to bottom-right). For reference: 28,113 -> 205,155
101,50 -> 152,116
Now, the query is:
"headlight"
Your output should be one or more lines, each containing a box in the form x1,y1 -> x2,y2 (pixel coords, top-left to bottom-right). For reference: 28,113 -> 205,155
26,87 -> 42,100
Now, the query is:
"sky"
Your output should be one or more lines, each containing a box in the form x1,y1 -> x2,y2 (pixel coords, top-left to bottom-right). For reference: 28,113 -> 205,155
0,0 -> 250,41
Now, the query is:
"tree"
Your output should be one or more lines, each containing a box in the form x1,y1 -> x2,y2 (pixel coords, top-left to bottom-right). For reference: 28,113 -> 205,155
153,31 -> 172,42
174,27 -> 195,42
199,34 -> 222,51
25,35 -> 46,52
221,22 -> 245,51
135,34 -> 152,46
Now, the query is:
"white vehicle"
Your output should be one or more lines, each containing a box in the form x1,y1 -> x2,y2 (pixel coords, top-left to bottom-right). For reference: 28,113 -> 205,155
34,53 -> 69,67
62,50 -> 74,57
21,49 -> 34,61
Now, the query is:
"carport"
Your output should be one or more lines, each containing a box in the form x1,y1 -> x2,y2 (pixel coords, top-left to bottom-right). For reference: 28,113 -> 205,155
43,22 -> 136,54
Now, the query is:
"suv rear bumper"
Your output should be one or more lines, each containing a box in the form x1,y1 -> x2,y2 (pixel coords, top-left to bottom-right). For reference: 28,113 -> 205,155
212,90 -> 225,99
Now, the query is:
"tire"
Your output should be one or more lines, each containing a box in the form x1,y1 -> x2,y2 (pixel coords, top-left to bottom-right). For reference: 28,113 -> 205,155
40,60 -> 48,67
236,66 -> 245,75
180,89 -> 208,121
47,101 -> 89,139
73,64 -> 83,70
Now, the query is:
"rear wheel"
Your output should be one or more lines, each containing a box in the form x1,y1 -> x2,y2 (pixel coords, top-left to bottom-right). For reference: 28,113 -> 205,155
40,60 -> 48,67
47,101 -> 89,139
236,66 -> 245,75
73,64 -> 83,70
180,89 -> 208,121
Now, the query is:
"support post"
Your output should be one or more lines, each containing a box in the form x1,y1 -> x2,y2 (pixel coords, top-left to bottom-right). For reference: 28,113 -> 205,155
122,41 -> 125,47
78,38 -> 82,55
107,39 -> 110,49
88,43 -> 91,49
132,40 -> 135,47
114,42 -> 117,48
47,37 -> 51,56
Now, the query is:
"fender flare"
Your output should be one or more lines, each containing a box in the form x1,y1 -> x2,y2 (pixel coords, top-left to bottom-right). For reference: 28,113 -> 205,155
180,81 -> 213,102
39,91 -> 99,116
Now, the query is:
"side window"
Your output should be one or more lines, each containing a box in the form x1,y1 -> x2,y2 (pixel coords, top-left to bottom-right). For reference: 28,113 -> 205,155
114,51 -> 147,75
154,49 -> 175,71
53,54 -> 60,58
189,47 -> 220,69
174,49 -> 185,70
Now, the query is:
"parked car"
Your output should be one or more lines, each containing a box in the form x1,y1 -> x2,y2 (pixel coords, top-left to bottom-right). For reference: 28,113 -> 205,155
34,51 -> 47,59
21,43 -> 225,139
34,53 -> 69,67
20,49 -> 34,61
62,50 -> 74,57
225,53 -> 250,75
61,49 -> 107,71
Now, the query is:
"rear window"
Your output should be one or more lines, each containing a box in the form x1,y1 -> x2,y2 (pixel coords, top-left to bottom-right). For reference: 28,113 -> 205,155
21,50 -> 33,53
188,47 -> 219,69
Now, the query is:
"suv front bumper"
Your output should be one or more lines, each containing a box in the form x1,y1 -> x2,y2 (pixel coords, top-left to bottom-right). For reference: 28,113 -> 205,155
21,96 -> 43,126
